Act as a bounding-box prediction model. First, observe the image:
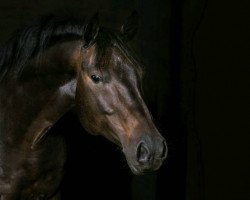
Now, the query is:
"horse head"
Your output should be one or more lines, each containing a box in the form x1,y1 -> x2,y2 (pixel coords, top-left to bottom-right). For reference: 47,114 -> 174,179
76,12 -> 167,174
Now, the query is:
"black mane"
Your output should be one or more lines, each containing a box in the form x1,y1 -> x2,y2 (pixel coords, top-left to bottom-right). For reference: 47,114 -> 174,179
0,16 -> 85,81
0,15 -> 143,82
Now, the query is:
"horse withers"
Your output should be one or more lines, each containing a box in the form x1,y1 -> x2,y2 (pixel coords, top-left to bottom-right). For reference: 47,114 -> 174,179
0,12 -> 167,199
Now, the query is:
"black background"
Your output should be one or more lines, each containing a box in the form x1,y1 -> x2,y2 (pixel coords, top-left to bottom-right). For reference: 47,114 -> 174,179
0,0 -> 249,199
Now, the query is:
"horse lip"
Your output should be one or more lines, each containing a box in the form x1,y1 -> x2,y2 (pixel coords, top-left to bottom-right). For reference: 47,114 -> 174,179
129,163 -> 160,175
126,158 -> 162,175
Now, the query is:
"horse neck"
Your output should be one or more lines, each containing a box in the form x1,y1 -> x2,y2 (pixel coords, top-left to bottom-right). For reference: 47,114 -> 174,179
0,40 -> 82,149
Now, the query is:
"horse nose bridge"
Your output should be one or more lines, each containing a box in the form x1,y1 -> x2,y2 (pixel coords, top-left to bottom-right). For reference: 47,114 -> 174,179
114,84 -> 149,118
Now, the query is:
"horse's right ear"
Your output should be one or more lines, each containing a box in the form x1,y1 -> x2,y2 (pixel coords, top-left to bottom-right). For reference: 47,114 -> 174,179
120,11 -> 139,42
83,13 -> 99,48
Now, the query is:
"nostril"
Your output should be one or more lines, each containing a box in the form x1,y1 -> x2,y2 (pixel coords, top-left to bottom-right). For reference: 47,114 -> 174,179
161,140 -> 168,159
136,142 -> 151,163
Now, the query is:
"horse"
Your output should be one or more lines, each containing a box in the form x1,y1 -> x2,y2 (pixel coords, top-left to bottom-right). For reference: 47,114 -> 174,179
0,12 -> 167,199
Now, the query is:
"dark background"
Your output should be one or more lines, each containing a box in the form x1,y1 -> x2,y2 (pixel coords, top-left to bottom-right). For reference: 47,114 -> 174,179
0,0 -> 249,199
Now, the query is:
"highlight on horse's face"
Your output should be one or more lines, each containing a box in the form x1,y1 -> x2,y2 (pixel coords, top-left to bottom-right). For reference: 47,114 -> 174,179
76,12 -> 167,174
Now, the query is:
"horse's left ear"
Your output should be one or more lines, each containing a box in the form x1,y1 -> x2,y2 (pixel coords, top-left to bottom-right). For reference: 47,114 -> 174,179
83,13 -> 99,48
121,11 -> 139,41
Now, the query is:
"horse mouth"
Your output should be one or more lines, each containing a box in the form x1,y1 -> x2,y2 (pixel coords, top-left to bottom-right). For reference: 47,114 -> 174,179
127,158 -> 164,175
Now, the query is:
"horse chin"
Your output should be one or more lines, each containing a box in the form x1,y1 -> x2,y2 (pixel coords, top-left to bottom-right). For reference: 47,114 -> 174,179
128,163 -> 149,175
126,160 -> 163,175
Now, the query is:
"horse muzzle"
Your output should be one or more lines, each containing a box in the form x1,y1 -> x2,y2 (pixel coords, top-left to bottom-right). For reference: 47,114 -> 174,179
123,135 -> 168,175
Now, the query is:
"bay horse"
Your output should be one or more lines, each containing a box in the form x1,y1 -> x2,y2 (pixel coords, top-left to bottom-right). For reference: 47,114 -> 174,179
0,12 -> 167,199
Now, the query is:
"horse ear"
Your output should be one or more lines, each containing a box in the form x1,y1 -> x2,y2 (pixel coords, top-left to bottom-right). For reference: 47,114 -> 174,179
83,13 -> 99,48
121,10 -> 139,41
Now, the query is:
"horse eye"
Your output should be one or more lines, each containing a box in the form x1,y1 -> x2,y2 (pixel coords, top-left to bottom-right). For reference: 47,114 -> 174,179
91,75 -> 102,83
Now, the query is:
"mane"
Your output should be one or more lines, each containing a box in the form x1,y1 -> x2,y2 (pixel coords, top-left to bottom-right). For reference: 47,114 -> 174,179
96,28 -> 144,81
0,16 -> 85,81
0,15 -> 143,82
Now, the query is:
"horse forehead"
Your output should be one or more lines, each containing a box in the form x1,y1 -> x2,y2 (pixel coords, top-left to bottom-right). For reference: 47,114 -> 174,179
83,45 -> 98,65
111,46 -> 127,60
111,47 -> 139,71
